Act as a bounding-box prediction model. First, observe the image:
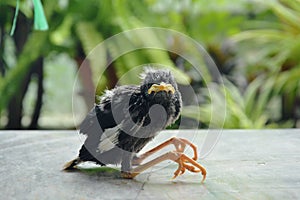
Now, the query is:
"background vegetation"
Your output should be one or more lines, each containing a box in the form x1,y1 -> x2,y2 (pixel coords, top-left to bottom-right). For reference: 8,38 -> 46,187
0,0 -> 299,129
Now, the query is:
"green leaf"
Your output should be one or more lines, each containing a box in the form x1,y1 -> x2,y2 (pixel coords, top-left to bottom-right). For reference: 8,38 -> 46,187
268,0 -> 300,31
244,76 -> 264,117
232,30 -> 288,43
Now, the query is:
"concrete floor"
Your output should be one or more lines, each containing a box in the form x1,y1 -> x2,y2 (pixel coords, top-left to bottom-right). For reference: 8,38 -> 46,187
1,129 -> 300,199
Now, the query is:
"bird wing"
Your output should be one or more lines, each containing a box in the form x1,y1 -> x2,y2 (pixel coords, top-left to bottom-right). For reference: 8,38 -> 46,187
78,85 -> 141,155
79,85 -> 140,135
97,125 -> 120,153
79,107 -> 100,135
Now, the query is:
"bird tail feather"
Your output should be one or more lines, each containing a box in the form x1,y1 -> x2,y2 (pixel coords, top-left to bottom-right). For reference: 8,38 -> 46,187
63,157 -> 81,171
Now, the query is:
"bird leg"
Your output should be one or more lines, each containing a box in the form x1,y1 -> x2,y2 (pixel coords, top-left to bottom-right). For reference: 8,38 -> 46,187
122,151 -> 206,182
125,137 -> 206,182
132,137 -> 198,165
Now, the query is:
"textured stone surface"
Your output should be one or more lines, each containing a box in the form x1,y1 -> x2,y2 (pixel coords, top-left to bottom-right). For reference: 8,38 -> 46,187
1,129 -> 300,199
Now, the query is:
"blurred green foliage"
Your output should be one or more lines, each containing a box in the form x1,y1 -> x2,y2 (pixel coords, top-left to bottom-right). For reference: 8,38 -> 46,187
0,0 -> 299,129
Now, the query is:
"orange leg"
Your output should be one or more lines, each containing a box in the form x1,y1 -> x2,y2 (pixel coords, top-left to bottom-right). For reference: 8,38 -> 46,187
132,137 -> 198,166
123,151 -> 206,183
127,137 -> 206,182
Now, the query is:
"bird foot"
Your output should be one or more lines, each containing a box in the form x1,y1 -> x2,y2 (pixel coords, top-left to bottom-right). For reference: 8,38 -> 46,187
129,151 -> 206,182
172,152 -> 206,182
130,137 -> 206,182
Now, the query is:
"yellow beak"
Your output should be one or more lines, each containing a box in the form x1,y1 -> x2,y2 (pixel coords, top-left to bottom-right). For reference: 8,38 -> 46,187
147,82 -> 175,94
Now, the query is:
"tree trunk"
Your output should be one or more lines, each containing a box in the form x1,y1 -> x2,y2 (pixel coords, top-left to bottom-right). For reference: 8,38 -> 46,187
29,58 -> 44,129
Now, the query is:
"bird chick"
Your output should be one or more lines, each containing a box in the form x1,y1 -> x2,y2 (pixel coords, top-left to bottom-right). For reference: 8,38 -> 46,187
64,68 -> 206,182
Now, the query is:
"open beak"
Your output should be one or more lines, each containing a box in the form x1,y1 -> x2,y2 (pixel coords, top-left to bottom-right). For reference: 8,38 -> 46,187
148,82 -> 175,94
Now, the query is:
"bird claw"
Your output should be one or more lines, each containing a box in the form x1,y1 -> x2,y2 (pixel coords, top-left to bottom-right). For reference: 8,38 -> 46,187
172,152 -> 206,182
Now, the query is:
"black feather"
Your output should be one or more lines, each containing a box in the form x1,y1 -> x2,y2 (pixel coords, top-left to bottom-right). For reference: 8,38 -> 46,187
69,69 -> 182,172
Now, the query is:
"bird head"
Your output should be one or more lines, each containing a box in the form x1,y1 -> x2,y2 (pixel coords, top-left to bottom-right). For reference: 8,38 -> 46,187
140,68 -> 179,102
